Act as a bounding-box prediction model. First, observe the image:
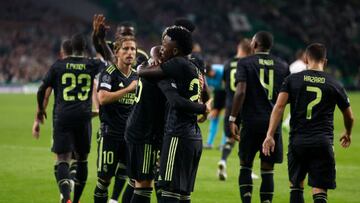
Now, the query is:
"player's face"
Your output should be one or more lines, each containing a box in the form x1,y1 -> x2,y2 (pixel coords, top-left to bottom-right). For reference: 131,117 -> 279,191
116,26 -> 135,37
160,35 -> 177,62
116,40 -> 136,66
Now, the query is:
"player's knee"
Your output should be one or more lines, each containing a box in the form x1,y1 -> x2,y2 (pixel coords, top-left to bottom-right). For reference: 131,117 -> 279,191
312,187 -> 327,195
74,152 -> 88,161
135,179 -> 152,188
260,161 -> 274,170
56,152 -> 72,162
290,181 -> 304,188
240,160 -> 253,168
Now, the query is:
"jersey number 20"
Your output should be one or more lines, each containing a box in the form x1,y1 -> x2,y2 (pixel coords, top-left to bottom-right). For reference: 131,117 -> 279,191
61,73 -> 91,101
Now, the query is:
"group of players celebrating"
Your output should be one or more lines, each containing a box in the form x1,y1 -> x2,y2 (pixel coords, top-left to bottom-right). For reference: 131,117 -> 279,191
32,13 -> 354,203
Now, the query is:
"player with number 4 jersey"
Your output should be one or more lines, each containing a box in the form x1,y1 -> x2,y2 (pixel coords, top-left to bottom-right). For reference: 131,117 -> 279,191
229,31 -> 289,203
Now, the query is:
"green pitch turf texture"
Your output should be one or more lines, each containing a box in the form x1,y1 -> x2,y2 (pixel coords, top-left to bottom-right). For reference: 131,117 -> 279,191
0,93 -> 359,203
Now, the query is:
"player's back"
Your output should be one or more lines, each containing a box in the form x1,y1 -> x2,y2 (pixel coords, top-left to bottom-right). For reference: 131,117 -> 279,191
236,53 -> 289,131
125,77 -> 166,144
283,70 -> 350,146
45,56 -> 103,125
161,57 -> 202,140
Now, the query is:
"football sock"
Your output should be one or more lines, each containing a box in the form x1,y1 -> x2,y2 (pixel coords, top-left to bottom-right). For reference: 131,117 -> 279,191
162,190 -> 180,203
94,178 -> 110,203
73,161 -> 87,203
260,169 -> 274,203
239,166 -> 253,203
131,187 -> 152,203
154,181 -> 162,203
121,180 -> 135,203
206,117 -> 219,145
57,162 -> 71,202
290,187 -> 304,203
69,160 -> 77,180
180,193 -> 191,203
111,165 -> 127,200
221,141 -> 234,161
313,193 -> 327,203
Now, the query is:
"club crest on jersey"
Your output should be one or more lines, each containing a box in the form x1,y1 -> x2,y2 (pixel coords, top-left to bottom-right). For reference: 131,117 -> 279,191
102,74 -> 111,83
119,82 -> 124,87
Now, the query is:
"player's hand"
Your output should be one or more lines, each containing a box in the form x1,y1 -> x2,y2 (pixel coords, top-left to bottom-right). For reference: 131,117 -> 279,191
32,120 -> 40,139
208,109 -> 219,119
340,132 -> 351,148
230,122 -> 240,142
127,80 -> 138,92
197,114 -> 207,123
262,135 -> 275,156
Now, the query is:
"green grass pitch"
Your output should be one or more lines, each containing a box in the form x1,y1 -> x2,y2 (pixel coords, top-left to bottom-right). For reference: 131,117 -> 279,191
0,93 -> 359,203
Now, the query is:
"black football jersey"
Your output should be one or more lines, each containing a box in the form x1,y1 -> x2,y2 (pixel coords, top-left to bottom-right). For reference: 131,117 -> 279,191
98,65 -> 138,139
236,53 -> 289,132
160,57 -> 202,140
42,56 -> 105,125
281,70 -> 350,146
223,57 -> 240,108
125,77 -> 166,144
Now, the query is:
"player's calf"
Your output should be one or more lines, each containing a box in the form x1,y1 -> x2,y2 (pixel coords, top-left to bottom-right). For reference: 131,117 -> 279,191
94,178 -> 111,203
239,165 -> 253,203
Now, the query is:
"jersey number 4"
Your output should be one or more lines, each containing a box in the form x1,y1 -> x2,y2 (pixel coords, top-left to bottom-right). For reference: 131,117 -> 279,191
260,68 -> 274,100
306,86 -> 322,120
61,73 -> 91,101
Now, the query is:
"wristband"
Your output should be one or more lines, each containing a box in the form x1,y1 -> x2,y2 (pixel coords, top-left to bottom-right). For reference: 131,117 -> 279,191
229,115 -> 236,122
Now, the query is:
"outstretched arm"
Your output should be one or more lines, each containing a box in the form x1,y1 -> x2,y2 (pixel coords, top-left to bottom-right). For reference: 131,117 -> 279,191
158,80 -> 211,114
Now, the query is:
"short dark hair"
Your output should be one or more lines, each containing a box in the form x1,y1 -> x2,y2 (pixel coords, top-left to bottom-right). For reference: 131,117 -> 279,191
71,33 -> 86,53
254,31 -> 273,51
163,26 -> 193,55
174,18 -> 196,33
306,43 -> 327,62
118,21 -> 135,36
61,39 -> 72,56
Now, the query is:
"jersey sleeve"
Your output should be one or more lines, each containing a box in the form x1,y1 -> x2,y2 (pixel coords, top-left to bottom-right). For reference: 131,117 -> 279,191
97,69 -> 113,92
158,79 -> 206,114
160,57 -> 184,80
42,63 -> 57,88
335,84 -> 350,110
235,59 -> 247,83
280,75 -> 291,93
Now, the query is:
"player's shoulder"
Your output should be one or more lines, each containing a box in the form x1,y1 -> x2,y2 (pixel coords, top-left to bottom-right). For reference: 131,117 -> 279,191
269,54 -> 288,68
102,64 -> 117,75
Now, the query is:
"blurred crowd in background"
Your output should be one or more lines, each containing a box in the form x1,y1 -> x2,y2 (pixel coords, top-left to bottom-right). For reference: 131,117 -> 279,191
1,0 -> 360,89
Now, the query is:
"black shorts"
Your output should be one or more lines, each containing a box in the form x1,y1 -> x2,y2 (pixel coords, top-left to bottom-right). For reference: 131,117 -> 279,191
52,121 -> 91,154
158,136 -> 202,193
213,89 -> 226,110
224,107 -> 241,138
288,145 -> 336,189
238,127 -> 283,165
97,135 -> 127,179
126,141 -> 159,181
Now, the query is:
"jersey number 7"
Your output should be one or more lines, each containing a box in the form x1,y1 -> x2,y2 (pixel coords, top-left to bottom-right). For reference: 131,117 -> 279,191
306,86 -> 322,120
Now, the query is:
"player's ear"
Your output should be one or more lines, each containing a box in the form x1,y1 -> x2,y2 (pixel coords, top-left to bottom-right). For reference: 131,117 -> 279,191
173,47 -> 179,56
323,58 -> 328,68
